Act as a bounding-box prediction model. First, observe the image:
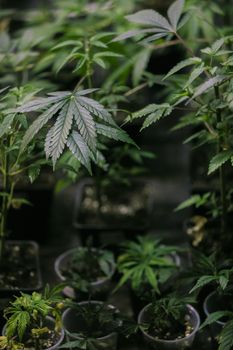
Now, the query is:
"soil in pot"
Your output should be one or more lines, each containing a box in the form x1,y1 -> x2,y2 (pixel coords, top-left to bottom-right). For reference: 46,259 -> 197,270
0,241 -> 42,297
74,179 -> 155,230
62,302 -> 119,350
55,247 -> 115,300
138,304 -> 200,349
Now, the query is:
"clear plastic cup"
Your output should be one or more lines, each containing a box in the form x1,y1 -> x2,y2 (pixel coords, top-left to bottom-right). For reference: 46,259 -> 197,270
138,303 -> 200,349
62,301 -> 118,350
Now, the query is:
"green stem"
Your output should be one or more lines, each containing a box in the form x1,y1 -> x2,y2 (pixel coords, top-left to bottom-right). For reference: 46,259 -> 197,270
0,139 -> 10,261
214,86 -> 227,236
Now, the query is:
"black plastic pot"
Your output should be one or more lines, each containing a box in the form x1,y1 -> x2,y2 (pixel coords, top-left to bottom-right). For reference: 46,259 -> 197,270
0,240 -> 43,298
62,301 -> 119,350
2,316 -> 64,350
138,303 -> 200,349
72,178 -> 156,245
54,247 -> 115,300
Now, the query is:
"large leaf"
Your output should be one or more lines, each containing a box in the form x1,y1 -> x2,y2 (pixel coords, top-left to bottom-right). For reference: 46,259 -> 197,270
208,150 -> 233,175
19,89 -> 134,167
126,10 -> 172,31
167,0 -> 185,30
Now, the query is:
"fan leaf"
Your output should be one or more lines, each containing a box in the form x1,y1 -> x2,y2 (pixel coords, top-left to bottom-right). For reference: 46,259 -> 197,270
126,10 -> 172,31
167,0 -> 185,30
67,131 -> 92,174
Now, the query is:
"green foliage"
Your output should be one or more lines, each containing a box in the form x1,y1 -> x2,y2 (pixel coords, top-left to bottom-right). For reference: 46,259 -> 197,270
189,251 -> 233,294
61,246 -> 115,294
141,294 -> 194,337
116,235 -> 179,294
201,311 -> 233,350
1,285 -> 64,350
18,88 -> 134,169
61,301 -> 122,350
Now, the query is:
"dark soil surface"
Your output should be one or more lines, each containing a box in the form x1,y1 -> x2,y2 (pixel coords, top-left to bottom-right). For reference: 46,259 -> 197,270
0,241 -> 41,292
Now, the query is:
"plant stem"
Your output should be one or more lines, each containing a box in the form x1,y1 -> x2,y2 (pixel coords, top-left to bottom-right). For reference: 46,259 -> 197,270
214,86 -> 227,236
0,138 -> 10,261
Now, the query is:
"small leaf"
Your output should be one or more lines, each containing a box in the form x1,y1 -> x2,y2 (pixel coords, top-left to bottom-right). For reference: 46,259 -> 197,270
0,114 -> 15,138
163,57 -> 202,80
96,123 -> 136,146
189,275 -> 217,294
208,150 -> 233,175
187,75 -> 226,103
133,48 -> 152,86
184,64 -> 205,88
200,311 -> 231,330
67,131 -> 92,174
167,0 -> 185,30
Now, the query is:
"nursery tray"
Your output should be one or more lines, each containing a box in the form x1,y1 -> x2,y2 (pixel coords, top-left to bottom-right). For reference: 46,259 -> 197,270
72,178 -> 156,234
0,240 -> 43,298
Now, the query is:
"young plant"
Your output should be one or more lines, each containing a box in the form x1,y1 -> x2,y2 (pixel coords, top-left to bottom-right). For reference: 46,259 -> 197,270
60,246 -> 115,294
61,301 -> 122,350
116,235 -> 179,294
189,251 -> 233,295
139,294 -> 195,340
0,285 -> 64,350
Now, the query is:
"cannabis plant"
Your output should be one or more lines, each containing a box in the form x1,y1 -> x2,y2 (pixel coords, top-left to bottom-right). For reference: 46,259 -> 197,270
115,0 -> 233,247
189,251 -> 233,295
59,246 -> 115,294
0,86 -> 48,261
116,235 -> 179,294
139,294 -> 195,340
61,301 -> 122,350
0,285 -> 64,350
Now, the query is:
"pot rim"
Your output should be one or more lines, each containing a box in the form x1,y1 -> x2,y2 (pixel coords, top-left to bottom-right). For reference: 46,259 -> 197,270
2,316 -> 64,350
203,291 -> 225,326
62,301 -> 118,341
137,303 -> 200,344
54,247 -> 115,287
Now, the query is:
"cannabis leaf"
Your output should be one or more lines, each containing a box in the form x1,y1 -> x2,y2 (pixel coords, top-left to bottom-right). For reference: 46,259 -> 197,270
186,75 -> 226,103
126,103 -> 173,130
163,57 -> 202,80
167,0 -> 185,30
18,90 -> 134,169
208,150 -> 233,175
113,0 -> 185,42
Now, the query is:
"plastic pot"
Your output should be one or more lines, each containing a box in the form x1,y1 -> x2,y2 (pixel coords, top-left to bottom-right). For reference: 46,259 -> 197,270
138,303 -> 200,349
203,292 -> 226,336
54,247 -> 115,300
72,178 -> 156,244
0,240 -> 43,298
2,316 -> 64,350
62,301 -> 118,350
